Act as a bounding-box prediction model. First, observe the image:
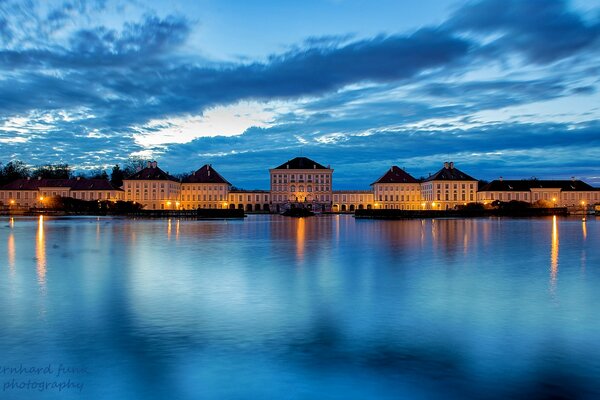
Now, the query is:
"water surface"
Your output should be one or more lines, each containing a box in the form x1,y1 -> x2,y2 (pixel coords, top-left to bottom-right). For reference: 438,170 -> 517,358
0,215 -> 599,399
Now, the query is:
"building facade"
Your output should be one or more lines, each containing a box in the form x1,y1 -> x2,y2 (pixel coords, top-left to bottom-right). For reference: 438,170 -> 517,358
123,161 -> 181,210
269,157 -> 333,212
332,191 -> 374,212
180,164 -> 231,210
0,177 -> 123,208
228,190 -> 271,212
478,179 -> 600,209
421,162 -> 478,210
371,166 -> 422,210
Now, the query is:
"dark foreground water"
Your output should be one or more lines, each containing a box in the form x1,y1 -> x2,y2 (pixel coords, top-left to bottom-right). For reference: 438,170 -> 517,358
0,215 -> 599,399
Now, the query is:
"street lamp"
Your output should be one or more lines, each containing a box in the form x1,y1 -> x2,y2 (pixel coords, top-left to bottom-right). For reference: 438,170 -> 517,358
552,197 -> 557,207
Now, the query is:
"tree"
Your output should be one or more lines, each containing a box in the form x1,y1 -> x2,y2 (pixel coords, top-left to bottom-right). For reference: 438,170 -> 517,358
31,163 -> 72,179
123,157 -> 147,177
87,168 -> 109,180
110,165 -> 125,188
0,160 -> 30,186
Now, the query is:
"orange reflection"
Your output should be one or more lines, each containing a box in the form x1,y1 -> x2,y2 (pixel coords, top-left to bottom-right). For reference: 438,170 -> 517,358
582,219 -> 587,240
550,216 -> 559,290
167,218 -> 172,240
296,217 -> 305,260
8,232 -> 15,275
36,215 -> 47,287
176,219 -> 180,241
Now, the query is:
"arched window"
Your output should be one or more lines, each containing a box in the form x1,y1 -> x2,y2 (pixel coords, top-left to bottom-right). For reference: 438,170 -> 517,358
291,185 -> 296,192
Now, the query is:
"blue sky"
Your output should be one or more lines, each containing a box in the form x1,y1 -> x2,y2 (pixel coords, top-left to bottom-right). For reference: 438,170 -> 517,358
1,0 -> 599,189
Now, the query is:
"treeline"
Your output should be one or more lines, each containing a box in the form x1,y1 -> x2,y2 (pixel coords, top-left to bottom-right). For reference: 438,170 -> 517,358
0,158 -> 148,188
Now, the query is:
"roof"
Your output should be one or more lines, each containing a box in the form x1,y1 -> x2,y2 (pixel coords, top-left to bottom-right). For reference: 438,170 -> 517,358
424,162 -> 477,182
480,179 -> 598,192
274,157 -> 329,170
182,164 -> 230,185
1,178 -> 121,191
125,166 -> 178,182
371,166 -> 418,185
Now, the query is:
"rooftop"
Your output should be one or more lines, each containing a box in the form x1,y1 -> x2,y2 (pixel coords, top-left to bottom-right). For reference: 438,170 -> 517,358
371,166 -> 418,185
480,179 -> 598,192
182,164 -> 231,185
273,157 -> 329,170
425,162 -> 477,182
1,178 -> 121,191
125,161 -> 179,182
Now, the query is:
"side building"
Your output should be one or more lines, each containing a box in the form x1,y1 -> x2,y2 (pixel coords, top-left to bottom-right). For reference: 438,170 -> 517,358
478,179 -> 600,209
269,157 -> 333,212
332,191 -> 374,212
228,190 -> 271,212
0,177 -> 123,208
180,164 -> 231,209
123,161 -> 181,210
421,162 -> 478,210
371,166 -> 422,210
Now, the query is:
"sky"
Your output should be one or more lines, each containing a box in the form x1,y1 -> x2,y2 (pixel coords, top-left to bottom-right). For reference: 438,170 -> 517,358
0,0 -> 599,189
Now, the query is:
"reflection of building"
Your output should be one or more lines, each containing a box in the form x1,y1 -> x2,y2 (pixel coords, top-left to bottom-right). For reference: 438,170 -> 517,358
269,157 -> 333,212
123,161 -> 180,210
228,190 -> 271,212
0,177 -> 123,207
181,164 -> 231,210
478,179 -> 600,209
371,166 -> 422,210
332,191 -> 374,212
421,162 -> 478,210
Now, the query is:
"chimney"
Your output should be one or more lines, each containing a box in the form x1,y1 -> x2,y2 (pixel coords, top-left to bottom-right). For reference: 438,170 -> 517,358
571,176 -> 575,181
27,177 -> 31,180
286,164 -> 289,169
146,161 -> 151,168
313,164 -> 316,169
449,162 -> 454,169
444,162 -> 449,169
38,176 -> 42,180
152,161 -> 157,168
136,166 -> 142,172
390,167 -> 393,172
499,176 -> 503,182
77,176 -> 81,180
208,170 -> 210,176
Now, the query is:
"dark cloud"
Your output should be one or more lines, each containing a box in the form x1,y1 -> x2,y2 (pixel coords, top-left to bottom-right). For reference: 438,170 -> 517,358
447,0 -> 600,64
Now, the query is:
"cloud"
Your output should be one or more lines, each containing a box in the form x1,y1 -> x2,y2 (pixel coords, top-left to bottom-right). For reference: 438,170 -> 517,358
446,0 -> 600,64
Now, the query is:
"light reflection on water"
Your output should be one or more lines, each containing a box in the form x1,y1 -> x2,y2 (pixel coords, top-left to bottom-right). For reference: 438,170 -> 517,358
0,215 -> 599,400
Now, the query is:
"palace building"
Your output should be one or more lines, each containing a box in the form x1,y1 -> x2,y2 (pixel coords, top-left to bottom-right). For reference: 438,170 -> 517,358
180,164 -> 231,210
421,162 -> 478,210
371,166 -> 422,210
123,161 -> 180,210
269,157 -> 333,212
477,179 -> 600,209
0,177 -> 123,208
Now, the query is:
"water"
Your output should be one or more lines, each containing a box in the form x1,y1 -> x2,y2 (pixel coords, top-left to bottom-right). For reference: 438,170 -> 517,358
0,215 -> 598,399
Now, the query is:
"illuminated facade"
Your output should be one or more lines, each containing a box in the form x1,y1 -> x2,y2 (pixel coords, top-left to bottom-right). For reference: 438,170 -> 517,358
123,161 -> 181,210
269,157 -> 333,212
421,162 -> 478,210
0,177 -> 123,207
332,191 -> 374,212
180,164 -> 231,210
228,190 -> 271,212
371,166 -> 422,210
477,179 -> 600,209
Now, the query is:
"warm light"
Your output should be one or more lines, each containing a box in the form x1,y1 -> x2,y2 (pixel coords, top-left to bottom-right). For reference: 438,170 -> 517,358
39,196 -> 44,201
552,197 -> 556,202
550,215 -> 559,290
581,201 -> 586,205
9,199 -> 15,204
432,202 -> 436,207
166,201 -> 172,206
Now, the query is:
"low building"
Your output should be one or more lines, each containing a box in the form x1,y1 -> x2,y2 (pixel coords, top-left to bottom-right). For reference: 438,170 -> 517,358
228,190 -> 271,212
371,166 -> 422,210
123,161 -> 180,210
269,157 -> 333,212
181,164 -> 231,209
0,177 -> 123,208
332,190 -> 374,212
478,179 -> 600,208
421,162 -> 478,210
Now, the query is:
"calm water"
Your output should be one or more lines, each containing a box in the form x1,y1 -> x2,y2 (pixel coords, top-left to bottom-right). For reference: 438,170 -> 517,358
0,215 -> 599,399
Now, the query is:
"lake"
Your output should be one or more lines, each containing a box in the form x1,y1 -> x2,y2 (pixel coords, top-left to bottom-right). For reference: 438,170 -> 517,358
0,215 -> 599,399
